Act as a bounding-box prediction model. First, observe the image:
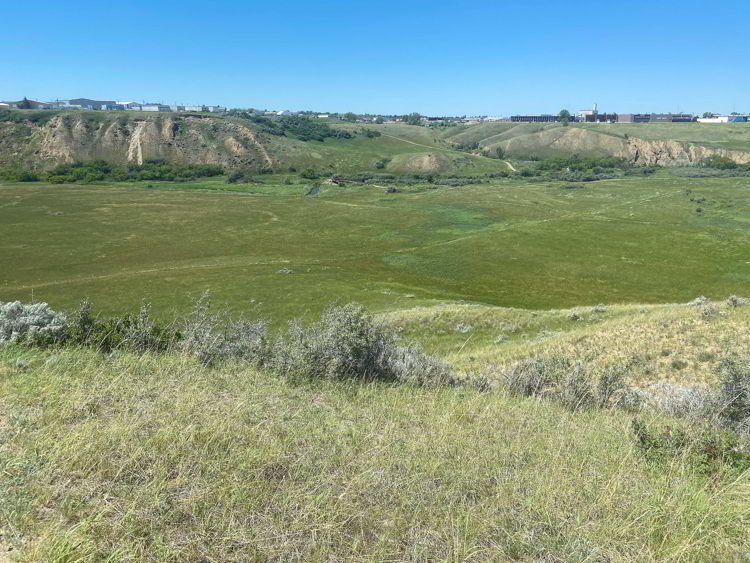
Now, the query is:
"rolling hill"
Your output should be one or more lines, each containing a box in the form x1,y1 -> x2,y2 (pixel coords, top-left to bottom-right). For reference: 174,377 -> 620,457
3,111 -> 750,177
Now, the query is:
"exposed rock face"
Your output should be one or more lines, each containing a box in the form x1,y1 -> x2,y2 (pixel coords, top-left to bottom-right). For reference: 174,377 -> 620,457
498,126 -> 750,166
3,114 -> 750,171
3,114 -> 275,170
620,138 -> 750,165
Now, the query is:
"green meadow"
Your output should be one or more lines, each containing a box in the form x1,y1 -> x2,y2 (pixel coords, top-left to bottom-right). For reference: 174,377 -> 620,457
2,174 -> 749,321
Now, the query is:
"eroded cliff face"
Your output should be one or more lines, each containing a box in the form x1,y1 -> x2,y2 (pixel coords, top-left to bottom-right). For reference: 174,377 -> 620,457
619,137 -> 750,165
3,113 -> 750,171
5,114 -> 275,170
498,126 -> 750,166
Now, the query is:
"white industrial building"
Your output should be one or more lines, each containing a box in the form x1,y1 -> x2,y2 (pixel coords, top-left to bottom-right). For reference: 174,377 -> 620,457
697,115 -> 749,123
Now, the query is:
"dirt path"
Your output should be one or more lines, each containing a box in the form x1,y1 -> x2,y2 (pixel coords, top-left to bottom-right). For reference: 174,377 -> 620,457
393,189 -> 673,254
0,257 -> 300,292
380,133 -> 443,151
504,160 -> 517,171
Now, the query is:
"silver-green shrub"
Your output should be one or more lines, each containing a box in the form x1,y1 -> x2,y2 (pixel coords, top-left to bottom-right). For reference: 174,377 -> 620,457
500,354 -> 571,398
715,356 -> 750,434
727,295 -> 749,308
271,303 -> 454,385
623,383 -> 714,418
388,343 -> 457,387
180,295 -> 269,366
271,303 -> 393,380
499,354 -> 628,410
0,301 -> 67,345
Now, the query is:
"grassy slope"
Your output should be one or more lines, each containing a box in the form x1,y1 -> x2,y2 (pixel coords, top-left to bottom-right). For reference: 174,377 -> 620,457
427,121 -> 750,159
2,345 -> 749,561
2,175 -> 750,320
388,301 -> 750,386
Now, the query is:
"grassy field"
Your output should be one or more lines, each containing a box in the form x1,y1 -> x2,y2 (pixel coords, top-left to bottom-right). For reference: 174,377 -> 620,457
2,174 -> 750,322
2,345 -> 749,562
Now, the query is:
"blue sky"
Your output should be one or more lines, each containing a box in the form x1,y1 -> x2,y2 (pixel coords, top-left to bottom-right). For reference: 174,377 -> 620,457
2,0 -> 748,115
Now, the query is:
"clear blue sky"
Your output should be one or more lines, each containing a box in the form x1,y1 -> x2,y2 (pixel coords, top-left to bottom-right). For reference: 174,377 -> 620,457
2,0 -> 747,115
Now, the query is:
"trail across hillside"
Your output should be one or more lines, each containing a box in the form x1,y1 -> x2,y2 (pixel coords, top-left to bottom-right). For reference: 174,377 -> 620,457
380,133 -> 516,171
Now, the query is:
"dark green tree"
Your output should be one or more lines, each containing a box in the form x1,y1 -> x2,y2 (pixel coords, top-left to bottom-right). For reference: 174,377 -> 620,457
405,112 -> 422,126
559,109 -> 571,126
18,97 -> 33,109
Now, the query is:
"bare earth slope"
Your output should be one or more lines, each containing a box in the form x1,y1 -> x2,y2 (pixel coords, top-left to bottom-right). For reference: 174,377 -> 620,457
2,113 -> 750,170
0,113 -> 278,170
440,122 -> 750,165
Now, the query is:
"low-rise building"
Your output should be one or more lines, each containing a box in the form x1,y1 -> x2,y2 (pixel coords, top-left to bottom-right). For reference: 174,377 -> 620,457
2,99 -> 53,109
141,104 -> 171,112
510,114 -> 559,123
67,98 -> 118,110
618,113 -> 694,123
699,115 -> 748,123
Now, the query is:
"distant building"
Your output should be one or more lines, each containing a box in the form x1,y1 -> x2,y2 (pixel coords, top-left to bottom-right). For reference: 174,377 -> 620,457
207,106 -> 226,113
697,115 -> 749,123
618,113 -> 694,123
184,105 -> 207,112
0,102 -> 9,110
580,112 -> 617,123
510,114 -> 559,123
67,98 -> 117,110
141,104 -> 171,112
2,99 -> 53,109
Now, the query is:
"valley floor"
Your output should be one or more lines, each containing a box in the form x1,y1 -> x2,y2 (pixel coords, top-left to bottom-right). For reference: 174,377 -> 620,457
2,174 -> 749,320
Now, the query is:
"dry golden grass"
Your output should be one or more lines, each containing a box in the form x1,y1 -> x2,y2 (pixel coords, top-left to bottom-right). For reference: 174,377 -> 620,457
2,345 -> 749,561
387,300 -> 750,386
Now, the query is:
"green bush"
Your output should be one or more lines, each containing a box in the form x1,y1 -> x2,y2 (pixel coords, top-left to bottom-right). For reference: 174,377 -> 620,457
632,418 -> 750,475
300,168 -> 319,179
0,166 -> 40,182
37,159 -> 225,184
228,112 -> 351,141
66,300 -> 178,353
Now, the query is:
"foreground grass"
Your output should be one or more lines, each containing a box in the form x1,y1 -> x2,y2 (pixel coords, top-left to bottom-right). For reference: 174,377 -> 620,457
1,346 -> 749,561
